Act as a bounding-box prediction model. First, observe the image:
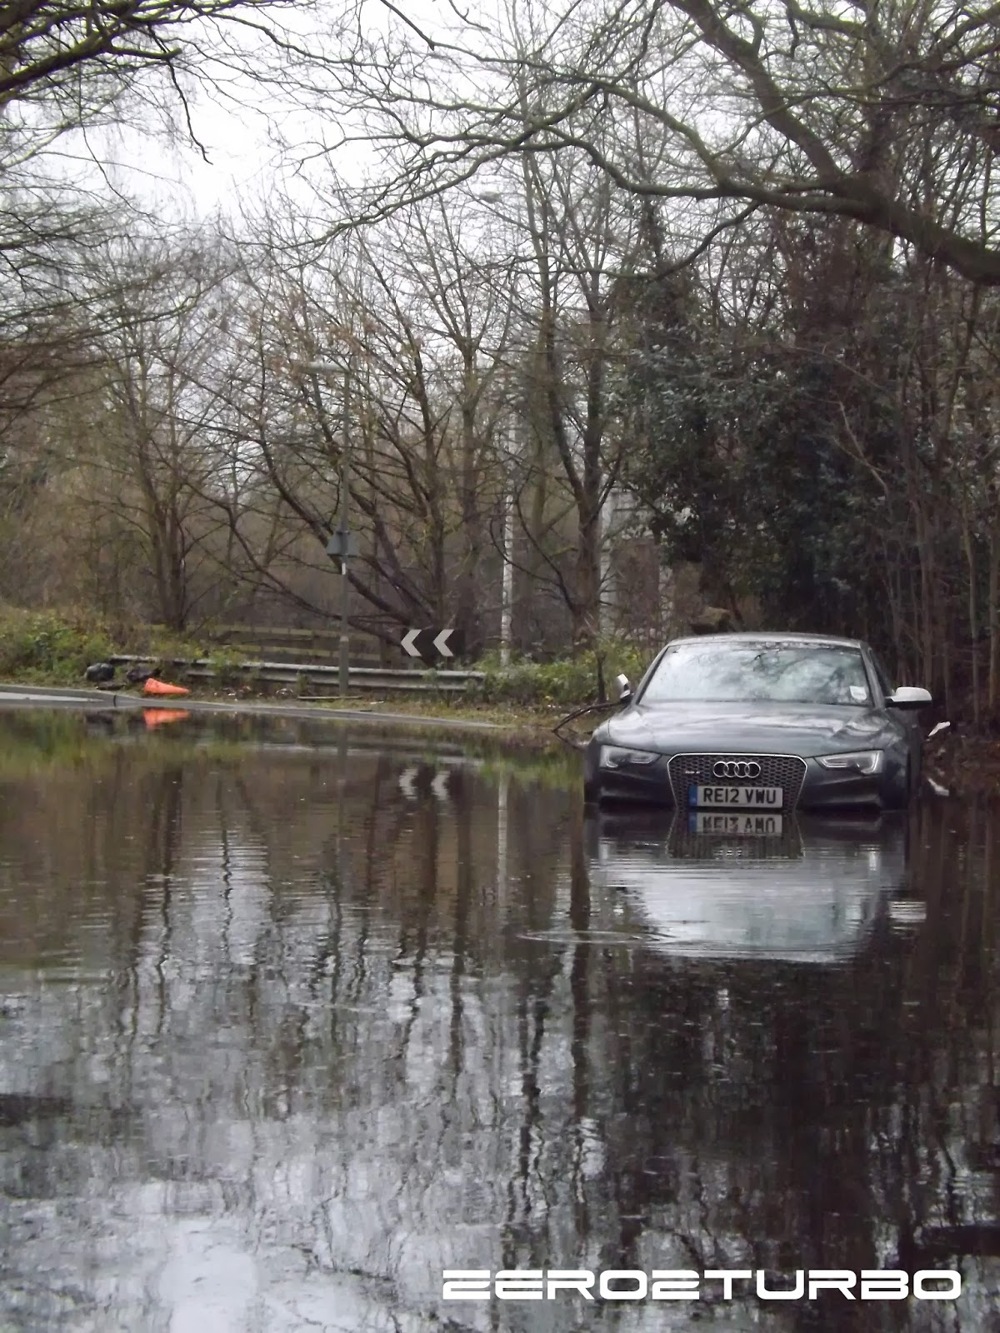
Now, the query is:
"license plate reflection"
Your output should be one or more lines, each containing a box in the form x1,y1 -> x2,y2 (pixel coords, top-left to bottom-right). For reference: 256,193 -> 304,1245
689,812 -> 784,836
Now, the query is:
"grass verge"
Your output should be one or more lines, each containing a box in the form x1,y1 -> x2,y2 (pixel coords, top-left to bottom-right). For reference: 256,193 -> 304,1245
0,608 -> 632,747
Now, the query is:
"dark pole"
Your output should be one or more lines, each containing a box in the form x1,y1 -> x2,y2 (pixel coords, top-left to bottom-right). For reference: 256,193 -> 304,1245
339,363 -> 350,697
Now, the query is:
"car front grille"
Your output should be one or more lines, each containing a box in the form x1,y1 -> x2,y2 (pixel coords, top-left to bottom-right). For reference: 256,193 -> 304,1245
667,753 -> 808,809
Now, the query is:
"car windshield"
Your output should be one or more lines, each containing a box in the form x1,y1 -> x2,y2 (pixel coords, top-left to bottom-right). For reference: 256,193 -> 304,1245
641,641 -> 873,706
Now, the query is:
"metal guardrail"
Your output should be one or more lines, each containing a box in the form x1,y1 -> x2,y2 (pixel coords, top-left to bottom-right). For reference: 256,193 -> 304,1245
207,624 -> 375,644
109,655 -> 485,694
200,624 -> 390,667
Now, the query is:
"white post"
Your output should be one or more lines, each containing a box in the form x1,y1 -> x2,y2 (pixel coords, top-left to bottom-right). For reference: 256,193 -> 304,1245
500,486 -> 514,667
500,423 -> 517,667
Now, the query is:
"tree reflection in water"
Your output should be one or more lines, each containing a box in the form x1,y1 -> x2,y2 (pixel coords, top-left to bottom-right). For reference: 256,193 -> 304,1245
0,709 -> 995,1330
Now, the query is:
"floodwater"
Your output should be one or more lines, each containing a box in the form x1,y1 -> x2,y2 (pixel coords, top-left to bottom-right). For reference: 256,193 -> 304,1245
0,708 -> 996,1332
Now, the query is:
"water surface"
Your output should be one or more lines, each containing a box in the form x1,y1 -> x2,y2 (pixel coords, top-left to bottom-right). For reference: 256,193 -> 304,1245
0,709 -> 996,1331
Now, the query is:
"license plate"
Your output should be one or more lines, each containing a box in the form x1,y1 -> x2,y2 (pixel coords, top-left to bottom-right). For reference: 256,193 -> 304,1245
688,784 -> 783,809
689,812 -> 784,836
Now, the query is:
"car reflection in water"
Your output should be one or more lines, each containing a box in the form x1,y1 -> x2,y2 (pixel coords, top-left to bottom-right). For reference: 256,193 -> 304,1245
587,808 -> 923,963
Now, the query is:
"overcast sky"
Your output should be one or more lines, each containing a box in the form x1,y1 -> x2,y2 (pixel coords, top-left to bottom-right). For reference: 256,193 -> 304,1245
76,0 -> 477,225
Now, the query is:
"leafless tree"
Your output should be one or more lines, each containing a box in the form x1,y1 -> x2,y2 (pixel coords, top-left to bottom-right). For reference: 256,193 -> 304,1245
316,0 -> 1000,285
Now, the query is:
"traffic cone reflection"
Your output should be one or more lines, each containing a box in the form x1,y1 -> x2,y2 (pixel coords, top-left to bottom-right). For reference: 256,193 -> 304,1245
143,709 -> 191,728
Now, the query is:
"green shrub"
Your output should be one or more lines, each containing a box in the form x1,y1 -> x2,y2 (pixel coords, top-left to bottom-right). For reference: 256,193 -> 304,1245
203,648 -> 246,688
0,606 -> 204,685
470,640 -> 652,706
0,607 -> 114,681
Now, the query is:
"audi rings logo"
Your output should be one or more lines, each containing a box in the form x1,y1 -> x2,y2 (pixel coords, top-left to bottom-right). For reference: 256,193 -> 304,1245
713,759 -> 762,780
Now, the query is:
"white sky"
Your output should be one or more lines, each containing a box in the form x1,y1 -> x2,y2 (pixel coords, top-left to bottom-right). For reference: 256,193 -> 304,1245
67,0 -> 481,225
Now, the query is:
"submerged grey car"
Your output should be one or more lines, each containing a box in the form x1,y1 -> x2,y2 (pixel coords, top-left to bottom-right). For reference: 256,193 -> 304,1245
584,634 -> 931,813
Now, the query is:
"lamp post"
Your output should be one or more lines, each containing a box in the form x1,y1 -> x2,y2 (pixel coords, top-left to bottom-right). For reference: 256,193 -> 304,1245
474,187 -> 520,666
302,358 -> 354,697
336,364 -> 351,697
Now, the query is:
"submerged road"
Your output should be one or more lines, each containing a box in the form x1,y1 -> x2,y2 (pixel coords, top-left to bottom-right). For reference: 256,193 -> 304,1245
0,681 -> 505,731
0,705 -> 989,1330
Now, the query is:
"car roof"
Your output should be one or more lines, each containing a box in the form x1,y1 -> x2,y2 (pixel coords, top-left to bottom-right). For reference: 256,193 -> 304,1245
667,632 -> 865,649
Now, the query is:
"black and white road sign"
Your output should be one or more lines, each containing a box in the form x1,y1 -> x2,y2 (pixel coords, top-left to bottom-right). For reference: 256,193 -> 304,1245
401,627 -> 462,662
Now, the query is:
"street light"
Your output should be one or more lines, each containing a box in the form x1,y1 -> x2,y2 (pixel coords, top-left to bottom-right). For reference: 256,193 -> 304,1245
475,187 -> 524,665
301,358 -> 355,697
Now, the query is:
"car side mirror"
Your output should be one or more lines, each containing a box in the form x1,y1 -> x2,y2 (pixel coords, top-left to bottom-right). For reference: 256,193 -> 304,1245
887,686 -> 933,709
615,673 -> 633,704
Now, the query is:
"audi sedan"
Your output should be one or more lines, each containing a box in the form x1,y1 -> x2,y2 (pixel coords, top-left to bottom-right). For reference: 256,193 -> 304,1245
583,634 -> 931,815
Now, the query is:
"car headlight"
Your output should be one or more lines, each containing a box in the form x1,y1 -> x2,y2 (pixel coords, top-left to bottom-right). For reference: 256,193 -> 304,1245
600,745 -> 659,770
816,750 -> 883,775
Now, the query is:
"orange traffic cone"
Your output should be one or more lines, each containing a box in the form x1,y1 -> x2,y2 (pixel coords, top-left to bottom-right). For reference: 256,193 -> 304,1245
142,678 -> 190,698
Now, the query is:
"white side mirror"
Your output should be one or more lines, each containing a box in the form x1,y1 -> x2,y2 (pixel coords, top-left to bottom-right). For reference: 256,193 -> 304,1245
615,673 -> 632,703
887,686 -> 933,708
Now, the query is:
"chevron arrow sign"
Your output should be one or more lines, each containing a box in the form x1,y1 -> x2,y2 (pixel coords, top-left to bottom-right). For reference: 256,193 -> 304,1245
401,627 -> 463,663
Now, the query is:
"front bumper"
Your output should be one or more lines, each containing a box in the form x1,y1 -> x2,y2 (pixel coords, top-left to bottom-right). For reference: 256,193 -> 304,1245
590,751 -> 885,811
